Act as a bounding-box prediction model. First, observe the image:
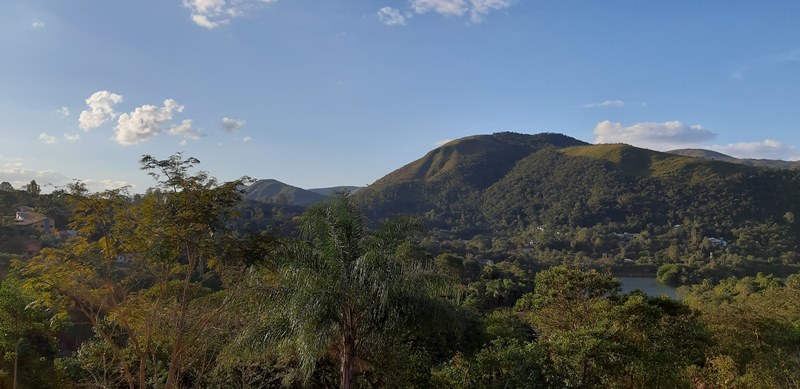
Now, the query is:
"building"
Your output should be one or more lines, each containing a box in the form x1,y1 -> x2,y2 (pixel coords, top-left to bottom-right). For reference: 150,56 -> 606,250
15,206 -> 55,234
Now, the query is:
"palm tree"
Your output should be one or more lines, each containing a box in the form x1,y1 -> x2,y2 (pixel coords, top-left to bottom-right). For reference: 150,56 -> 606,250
265,193 -> 446,389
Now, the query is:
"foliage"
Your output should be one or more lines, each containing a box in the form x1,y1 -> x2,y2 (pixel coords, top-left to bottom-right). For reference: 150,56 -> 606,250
682,274 -> 800,387
357,132 -> 800,285
254,194 -> 451,389
0,276 -> 66,388
20,153 -> 253,388
513,266 -> 708,388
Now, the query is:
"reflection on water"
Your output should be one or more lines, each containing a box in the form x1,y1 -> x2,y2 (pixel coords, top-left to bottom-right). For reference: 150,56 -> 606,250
618,277 -> 678,299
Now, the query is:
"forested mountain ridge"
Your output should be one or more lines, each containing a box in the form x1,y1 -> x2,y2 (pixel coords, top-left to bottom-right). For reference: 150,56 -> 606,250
3,153 -> 800,388
357,132 -> 800,280
359,132 -> 800,230
668,148 -> 800,170
244,178 -> 329,205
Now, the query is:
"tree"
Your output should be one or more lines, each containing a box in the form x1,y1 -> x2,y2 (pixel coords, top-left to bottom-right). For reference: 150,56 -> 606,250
0,276 -> 65,388
263,194 -> 448,389
0,181 -> 13,192
515,266 -> 708,387
22,154 -> 252,388
683,274 -> 800,387
25,180 -> 40,195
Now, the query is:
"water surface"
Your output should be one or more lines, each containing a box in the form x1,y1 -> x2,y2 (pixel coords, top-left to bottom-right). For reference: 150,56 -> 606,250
618,276 -> 678,299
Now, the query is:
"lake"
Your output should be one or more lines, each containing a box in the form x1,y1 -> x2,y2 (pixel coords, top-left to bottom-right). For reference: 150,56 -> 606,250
618,277 -> 678,299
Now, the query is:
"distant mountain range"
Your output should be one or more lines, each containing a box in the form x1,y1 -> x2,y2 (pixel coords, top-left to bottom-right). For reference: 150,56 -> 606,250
355,132 -> 800,240
667,148 -> 800,170
245,134 -> 800,238
244,179 -> 361,206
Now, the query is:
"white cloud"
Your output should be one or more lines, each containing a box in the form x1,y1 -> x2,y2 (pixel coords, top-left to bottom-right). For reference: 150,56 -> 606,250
593,120 -> 716,150
731,49 -> 799,81
191,14 -> 224,29
433,139 -> 452,147
31,20 -> 45,29
770,49 -> 800,64
79,91 -> 124,131
583,100 -> 625,108
221,117 -> 246,133
412,0 -> 467,16
711,139 -> 800,161
80,179 -> 132,192
38,133 -> 57,144
167,119 -> 205,141
410,0 -> 512,23
0,168 -> 70,190
467,0 -> 513,22
0,168 -> 130,193
378,7 -> 407,26
242,136 -> 253,143
183,0 -> 277,29
57,106 -> 70,117
114,99 -> 185,145
64,133 -> 80,142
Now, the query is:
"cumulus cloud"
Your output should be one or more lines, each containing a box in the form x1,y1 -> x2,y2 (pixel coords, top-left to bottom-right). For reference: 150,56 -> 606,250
79,91 -> 124,130
167,119 -> 205,141
242,136 -> 253,143
0,168 -> 131,193
433,139 -> 452,147
378,7 -> 407,26
410,0 -> 512,23
0,168 -> 70,190
114,99 -> 185,145
711,139 -> 800,160
183,0 -> 277,29
221,117 -> 246,133
31,20 -> 45,29
64,133 -> 80,142
57,106 -> 70,117
80,179 -> 132,192
583,100 -> 625,108
38,133 -> 57,144
593,120 -> 716,151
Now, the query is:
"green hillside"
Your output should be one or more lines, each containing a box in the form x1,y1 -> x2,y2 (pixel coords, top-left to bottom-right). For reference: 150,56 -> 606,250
358,132 -> 800,280
245,179 -> 329,206
359,132 -> 587,219
307,186 -> 362,196
561,144 -> 752,178
668,148 -> 800,170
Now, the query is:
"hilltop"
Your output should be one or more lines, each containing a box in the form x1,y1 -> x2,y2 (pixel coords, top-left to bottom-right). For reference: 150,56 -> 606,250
244,179 -> 329,206
668,148 -> 800,170
357,132 -> 800,280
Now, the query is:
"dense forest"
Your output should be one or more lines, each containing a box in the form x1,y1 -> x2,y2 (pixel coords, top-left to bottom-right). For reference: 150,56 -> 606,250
357,132 -> 800,284
0,149 -> 799,388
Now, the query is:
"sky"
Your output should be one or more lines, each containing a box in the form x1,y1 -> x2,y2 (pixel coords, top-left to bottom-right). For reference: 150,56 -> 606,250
1,0 -> 799,193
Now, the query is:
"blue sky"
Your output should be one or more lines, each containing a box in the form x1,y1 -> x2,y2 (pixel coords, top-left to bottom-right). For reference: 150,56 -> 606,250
1,0 -> 799,192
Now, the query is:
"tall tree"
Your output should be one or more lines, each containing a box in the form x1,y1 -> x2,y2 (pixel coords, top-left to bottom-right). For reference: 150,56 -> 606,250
25,180 -> 40,195
22,154 -> 251,388
0,181 -> 13,192
263,194 -> 448,389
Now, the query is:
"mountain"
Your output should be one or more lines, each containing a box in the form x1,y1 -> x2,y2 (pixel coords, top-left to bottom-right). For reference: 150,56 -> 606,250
668,148 -> 800,170
308,186 -> 362,196
561,144 -> 751,178
245,179 -> 329,206
358,132 -> 588,223
358,132 -> 800,244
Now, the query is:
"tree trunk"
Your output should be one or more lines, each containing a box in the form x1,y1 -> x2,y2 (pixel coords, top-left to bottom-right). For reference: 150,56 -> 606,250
340,330 -> 356,389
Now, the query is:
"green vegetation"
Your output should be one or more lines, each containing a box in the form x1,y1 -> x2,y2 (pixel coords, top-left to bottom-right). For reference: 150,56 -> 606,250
668,148 -> 800,170
1,142 -> 800,387
245,179 -> 330,206
358,132 -> 800,285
